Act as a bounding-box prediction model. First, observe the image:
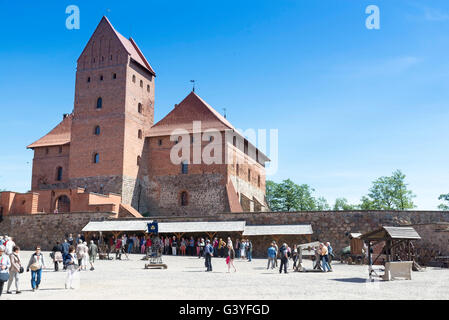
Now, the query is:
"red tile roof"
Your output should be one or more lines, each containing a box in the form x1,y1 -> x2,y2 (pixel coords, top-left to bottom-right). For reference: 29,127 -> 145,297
148,91 -> 234,137
27,114 -> 72,149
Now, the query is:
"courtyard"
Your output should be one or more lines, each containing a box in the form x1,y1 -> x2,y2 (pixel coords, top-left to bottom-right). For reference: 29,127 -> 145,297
2,250 -> 449,300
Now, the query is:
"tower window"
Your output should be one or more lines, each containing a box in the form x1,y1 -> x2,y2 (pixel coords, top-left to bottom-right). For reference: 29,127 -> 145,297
56,167 -> 63,181
87,77 -> 91,83
59,146 -> 63,154
132,75 -> 136,83
181,191 -> 188,206
138,103 -> 142,114
100,75 -> 104,81
233,136 -> 237,147
110,55 -> 113,60
258,175 -> 261,187
236,164 -> 239,175
137,156 -> 141,166
113,73 -> 117,79
158,139 -> 162,146
147,84 -> 150,92
96,97 -> 102,109
140,80 -> 143,88
138,129 -> 143,139
93,153 -> 99,164
181,161 -> 188,174
101,56 -> 104,62
248,169 -> 251,181
45,148 -> 49,155
94,126 -> 100,135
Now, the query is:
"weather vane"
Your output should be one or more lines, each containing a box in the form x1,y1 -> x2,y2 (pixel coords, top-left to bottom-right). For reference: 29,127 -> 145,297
190,80 -> 196,92
223,107 -> 227,119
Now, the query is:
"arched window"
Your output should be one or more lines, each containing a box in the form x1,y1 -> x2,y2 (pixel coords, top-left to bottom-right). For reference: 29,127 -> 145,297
147,84 -> 150,92
96,97 -> 102,109
258,175 -> 261,188
56,167 -> 63,181
93,153 -> 99,164
181,161 -> 188,174
248,169 -> 251,182
140,80 -> 143,88
138,103 -> 142,114
233,136 -> 237,147
181,191 -> 188,206
132,75 -> 136,83
94,126 -> 100,135
138,129 -> 143,139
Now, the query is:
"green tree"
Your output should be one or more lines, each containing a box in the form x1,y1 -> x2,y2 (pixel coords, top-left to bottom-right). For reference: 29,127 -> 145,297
438,194 -> 449,210
333,197 -> 357,211
360,170 -> 415,210
266,179 -> 329,211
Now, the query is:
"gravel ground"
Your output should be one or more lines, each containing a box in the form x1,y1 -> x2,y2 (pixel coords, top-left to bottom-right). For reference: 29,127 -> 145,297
1,250 -> 448,300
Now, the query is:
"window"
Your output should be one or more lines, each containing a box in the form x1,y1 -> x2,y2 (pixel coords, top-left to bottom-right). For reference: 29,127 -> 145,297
233,136 -> 237,147
258,175 -> 261,187
59,146 -> 63,154
181,161 -> 188,174
147,84 -> 150,92
248,169 -> 251,181
138,129 -> 143,139
56,167 -> 63,181
45,148 -> 49,155
87,77 -> 91,83
236,164 -> 239,175
209,136 -> 213,142
113,73 -> 116,79
94,126 -> 100,135
140,80 -> 143,88
244,140 -> 248,155
100,75 -> 104,81
137,156 -> 141,166
132,75 -> 136,83
101,56 -> 104,62
158,139 -> 162,146
181,191 -> 188,206
96,97 -> 102,109
110,55 -> 113,60
93,153 -> 99,164
138,103 -> 142,114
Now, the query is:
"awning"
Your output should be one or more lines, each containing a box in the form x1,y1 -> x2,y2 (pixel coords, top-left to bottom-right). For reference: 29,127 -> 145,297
158,221 -> 246,234
243,224 -> 313,236
360,226 -> 421,241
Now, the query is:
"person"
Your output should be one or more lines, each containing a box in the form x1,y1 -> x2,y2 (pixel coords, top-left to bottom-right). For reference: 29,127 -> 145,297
246,239 -> 253,262
27,246 -> 45,292
226,245 -> 237,272
76,240 -> 85,267
145,237 -> 152,255
267,243 -> 276,270
204,240 -> 213,272
127,236 -> 134,254
279,243 -> 289,274
240,239 -> 246,259
292,244 -> 299,270
61,239 -> 70,270
88,240 -> 98,271
273,241 -> 279,267
199,238 -> 205,258
6,246 -> 21,294
115,237 -> 122,260
0,236 -> 4,246
65,245 -> 79,289
51,241 -> 63,271
67,234 -> 74,246
0,245 -> 11,296
218,238 -> 226,257
81,241 -> 89,271
326,242 -> 334,271
319,243 -> 331,272
5,236 -> 15,255
235,239 -> 240,259
164,237 -> 170,255
180,238 -> 186,256
213,238 -> 219,257
171,236 -> 178,256
227,237 -> 233,249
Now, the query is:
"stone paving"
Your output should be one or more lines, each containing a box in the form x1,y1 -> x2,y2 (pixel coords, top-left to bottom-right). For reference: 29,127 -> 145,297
2,251 -> 449,300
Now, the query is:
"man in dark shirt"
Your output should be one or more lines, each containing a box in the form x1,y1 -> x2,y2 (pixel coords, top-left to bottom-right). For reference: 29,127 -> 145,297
204,240 -> 213,272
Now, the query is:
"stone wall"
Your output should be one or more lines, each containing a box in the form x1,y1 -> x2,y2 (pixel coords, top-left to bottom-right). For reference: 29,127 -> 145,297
0,212 -> 114,250
2,210 -> 449,259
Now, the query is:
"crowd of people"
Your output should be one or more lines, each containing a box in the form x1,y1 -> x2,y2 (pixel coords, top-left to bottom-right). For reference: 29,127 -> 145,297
266,241 -> 334,274
0,233 -> 99,295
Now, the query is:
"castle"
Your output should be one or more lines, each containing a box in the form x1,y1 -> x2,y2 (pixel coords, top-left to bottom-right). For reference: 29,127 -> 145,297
0,17 -> 269,217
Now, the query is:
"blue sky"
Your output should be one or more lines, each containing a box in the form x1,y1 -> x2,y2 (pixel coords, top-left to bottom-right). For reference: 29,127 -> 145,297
0,1 -> 448,209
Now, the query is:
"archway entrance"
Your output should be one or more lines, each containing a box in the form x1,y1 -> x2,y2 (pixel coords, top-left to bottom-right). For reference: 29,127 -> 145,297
55,195 -> 71,213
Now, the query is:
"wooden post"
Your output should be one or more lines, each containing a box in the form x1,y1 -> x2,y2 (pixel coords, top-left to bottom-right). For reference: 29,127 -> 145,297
368,241 -> 372,280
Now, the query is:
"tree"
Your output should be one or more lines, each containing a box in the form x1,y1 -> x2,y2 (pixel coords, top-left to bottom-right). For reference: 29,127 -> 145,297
438,194 -> 449,210
333,197 -> 357,211
360,170 -> 415,210
266,179 -> 329,211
